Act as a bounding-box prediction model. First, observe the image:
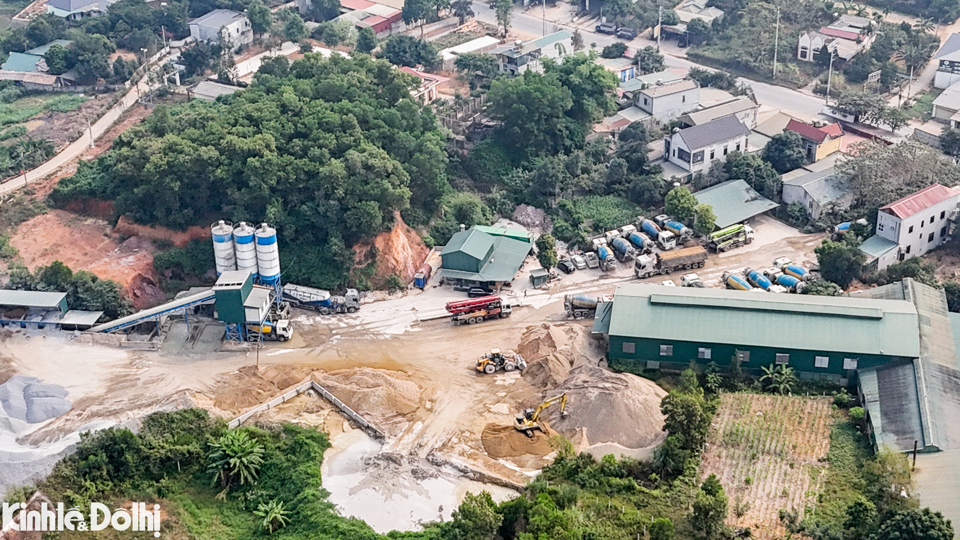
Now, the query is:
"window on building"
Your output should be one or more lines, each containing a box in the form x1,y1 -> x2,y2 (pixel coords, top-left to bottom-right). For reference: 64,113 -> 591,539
682,95 -> 686,103
928,232 -> 935,242
736,142 -> 741,152
941,226 -> 947,238
723,146 -> 728,155
931,216 -> 935,224
775,353 -> 789,365
643,97 -> 648,105
941,211 -> 946,219
878,223 -> 884,231
692,151 -> 704,163
698,347 -> 712,359
909,225 -> 914,233
921,221 -> 924,229
815,356 -> 829,368
736,350 -> 750,363
660,345 -> 673,356
622,342 -> 635,354
843,358 -> 858,370
907,245 -> 912,254
709,150 -> 715,160
800,47 -> 808,59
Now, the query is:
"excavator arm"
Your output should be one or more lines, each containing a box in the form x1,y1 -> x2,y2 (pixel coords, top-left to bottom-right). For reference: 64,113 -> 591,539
529,394 -> 567,423
515,394 -> 568,436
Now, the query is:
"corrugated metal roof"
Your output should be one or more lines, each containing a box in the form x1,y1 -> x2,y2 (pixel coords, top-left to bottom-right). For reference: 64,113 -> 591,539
859,234 -> 899,259
641,79 -> 698,98
0,71 -> 58,85
472,225 -> 533,243
0,290 -> 66,309
190,9 -> 245,29
935,33 -> 960,62
443,228 -> 495,263
678,115 -> 751,150
680,96 -> 757,126
25,40 -> 72,56
933,82 -> 960,112
592,302 -> 612,334
785,119 -> 840,144
860,360 -> 925,450
914,450 -> 960,531
879,184 -> 958,219
440,235 -> 529,282
911,281 -> 960,451
59,310 -> 104,327
693,179 -> 778,228
605,283 -> 920,357
782,167 -> 851,206
1,53 -> 43,73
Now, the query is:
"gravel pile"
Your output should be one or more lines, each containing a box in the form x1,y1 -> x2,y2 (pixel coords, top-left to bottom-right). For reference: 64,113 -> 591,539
0,376 -> 71,424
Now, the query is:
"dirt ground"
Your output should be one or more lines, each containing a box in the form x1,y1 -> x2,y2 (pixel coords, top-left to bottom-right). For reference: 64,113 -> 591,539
701,394 -> 834,539
25,91 -> 124,152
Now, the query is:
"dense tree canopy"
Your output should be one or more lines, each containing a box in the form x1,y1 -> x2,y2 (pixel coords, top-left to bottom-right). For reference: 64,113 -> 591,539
51,54 -> 448,289
763,130 -> 805,173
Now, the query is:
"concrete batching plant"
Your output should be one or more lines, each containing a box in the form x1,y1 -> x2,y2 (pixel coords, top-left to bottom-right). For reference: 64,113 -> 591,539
212,220 -> 283,308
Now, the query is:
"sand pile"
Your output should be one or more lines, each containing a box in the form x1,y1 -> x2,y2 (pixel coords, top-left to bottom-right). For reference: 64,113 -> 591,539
519,324 -> 593,389
316,368 -> 421,417
481,423 -> 555,458
543,365 -> 667,449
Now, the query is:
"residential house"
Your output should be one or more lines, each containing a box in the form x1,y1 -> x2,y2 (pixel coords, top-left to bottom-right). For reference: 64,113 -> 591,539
636,79 -> 699,121
797,15 -> 874,63
491,31 -> 572,76
860,184 -> 960,271
439,36 -> 500,70
784,119 -> 843,162
664,114 -> 751,175
675,0 -> 724,25
189,10 -> 253,47
330,0 -> 403,38
932,81 -> 960,127
597,57 -> 636,83
0,40 -> 76,90
399,66 -> 449,103
934,33 -> 960,89
617,69 -> 684,104
678,95 -> 759,129
46,0 -> 112,19
781,167 -> 853,221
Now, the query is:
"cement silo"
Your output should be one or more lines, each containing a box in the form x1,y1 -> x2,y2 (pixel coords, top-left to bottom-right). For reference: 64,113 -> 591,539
234,221 -> 259,280
255,223 -> 281,285
210,220 -> 237,276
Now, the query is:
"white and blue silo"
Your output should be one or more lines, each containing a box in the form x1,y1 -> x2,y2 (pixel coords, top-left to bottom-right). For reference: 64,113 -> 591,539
211,220 -> 237,276
234,221 -> 259,281
255,223 -> 281,285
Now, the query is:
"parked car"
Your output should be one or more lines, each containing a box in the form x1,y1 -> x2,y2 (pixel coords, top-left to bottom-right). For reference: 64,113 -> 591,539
557,259 -> 576,274
616,27 -> 637,39
595,22 -> 617,34
468,287 -> 492,297
571,254 -> 588,270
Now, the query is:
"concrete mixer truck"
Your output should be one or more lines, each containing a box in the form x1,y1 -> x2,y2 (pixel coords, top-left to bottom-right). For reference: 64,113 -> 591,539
722,272 -> 753,291
639,218 -> 678,251
773,257 -> 813,282
564,294 -> 614,319
744,268 -> 772,291
609,236 -> 635,262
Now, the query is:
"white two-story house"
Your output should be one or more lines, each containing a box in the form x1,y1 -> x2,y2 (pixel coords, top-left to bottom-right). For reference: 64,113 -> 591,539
491,31 -> 572,76
860,184 -> 960,271
189,9 -> 254,47
664,115 -> 751,176
636,79 -> 699,121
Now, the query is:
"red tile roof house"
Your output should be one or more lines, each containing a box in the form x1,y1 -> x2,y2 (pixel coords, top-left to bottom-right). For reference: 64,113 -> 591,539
785,119 -> 843,163
860,184 -> 960,271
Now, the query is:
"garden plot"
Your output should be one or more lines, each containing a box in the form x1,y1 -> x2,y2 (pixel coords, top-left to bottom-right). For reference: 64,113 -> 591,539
701,394 -> 833,539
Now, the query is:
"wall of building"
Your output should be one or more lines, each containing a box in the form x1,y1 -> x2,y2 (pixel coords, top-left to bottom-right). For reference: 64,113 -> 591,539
607,335 -> 902,378
637,87 -> 699,121
935,69 -> 960,90
933,102 -> 957,122
782,184 -> 824,220
666,132 -> 746,174
815,136 -> 842,161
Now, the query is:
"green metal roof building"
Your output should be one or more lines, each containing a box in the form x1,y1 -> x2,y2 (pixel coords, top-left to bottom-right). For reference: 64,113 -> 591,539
693,179 -> 779,229
440,227 -> 531,286
596,283 -> 919,379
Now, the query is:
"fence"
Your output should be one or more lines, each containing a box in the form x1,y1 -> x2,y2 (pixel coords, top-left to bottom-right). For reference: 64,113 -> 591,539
228,380 -> 386,439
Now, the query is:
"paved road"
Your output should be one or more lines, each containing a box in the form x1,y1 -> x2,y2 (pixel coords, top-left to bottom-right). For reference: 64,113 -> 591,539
0,54 -> 171,196
473,3 -> 829,119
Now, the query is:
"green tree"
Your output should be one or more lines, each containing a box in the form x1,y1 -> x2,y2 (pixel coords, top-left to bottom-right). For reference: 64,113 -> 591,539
254,499 -> 290,533
206,430 -> 264,492
863,448 -> 915,514
43,43 -> 69,75
940,127 -> 960,158
487,70 -> 576,159
760,364 -> 796,395
635,46 -> 664,74
944,280 -> 960,312
276,9 -> 308,41
661,389 -> 710,451
692,474 -> 728,540
802,280 -> 843,295
535,233 -> 558,270
650,517 -> 674,540
571,28 -> 584,50
382,35 -> 439,67
356,26 -> 376,53
687,18 -> 711,45
834,91 -> 886,123
440,491 -> 502,540
454,52 -> 499,79
844,497 -> 878,539
451,0 -> 474,24
762,130 -> 806,173
545,53 -> 618,126
815,238 -> 865,288
600,41 -> 628,58
874,508 -> 954,540
664,186 -> 697,221
882,106 -> 909,133
247,0 -> 273,36
723,151 -> 782,202
494,0 -> 512,37
693,204 -> 716,236
403,0 -> 433,37
306,0 -> 342,22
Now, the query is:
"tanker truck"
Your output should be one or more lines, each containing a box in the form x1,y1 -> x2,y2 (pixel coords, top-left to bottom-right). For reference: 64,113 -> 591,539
564,294 -> 614,319
635,245 -> 708,278
597,244 -> 617,271
609,236 -> 635,262
722,272 -> 753,291
744,268 -> 772,291
639,218 -> 678,251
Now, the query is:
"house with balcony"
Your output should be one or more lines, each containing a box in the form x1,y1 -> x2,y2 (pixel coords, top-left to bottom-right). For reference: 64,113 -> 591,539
492,31 -> 572,76
664,114 -> 751,175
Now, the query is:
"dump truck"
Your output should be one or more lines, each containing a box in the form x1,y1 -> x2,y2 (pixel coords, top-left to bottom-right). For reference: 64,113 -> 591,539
680,273 -> 706,287
564,293 -> 614,319
282,284 -> 360,314
246,319 -> 293,342
609,236 -> 635,262
635,245 -> 708,278
597,244 -> 617,271
708,224 -> 754,253
722,272 -> 753,291
477,348 -> 526,374
744,268 -> 772,290
445,295 -> 513,325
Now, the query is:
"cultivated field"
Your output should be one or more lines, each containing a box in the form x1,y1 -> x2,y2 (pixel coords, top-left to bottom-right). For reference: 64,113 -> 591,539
701,393 -> 833,538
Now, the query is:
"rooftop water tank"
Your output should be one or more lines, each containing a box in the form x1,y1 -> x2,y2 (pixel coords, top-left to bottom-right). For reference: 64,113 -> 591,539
255,223 -> 281,285
211,220 -> 237,276
234,221 -> 258,280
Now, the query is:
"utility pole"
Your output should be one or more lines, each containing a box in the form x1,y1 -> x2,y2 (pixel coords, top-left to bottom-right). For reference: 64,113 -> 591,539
542,0 -> 546,36
772,6 -> 780,79
657,6 -> 662,52
825,50 -> 834,105
87,119 -> 94,149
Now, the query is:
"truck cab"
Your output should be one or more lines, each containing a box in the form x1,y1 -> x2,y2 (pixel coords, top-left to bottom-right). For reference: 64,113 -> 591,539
658,231 -> 677,250
634,254 -> 656,278
681,273 -> 705,287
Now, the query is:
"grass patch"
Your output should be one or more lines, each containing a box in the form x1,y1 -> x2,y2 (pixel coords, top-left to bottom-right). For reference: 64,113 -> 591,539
0,93 -> 88,126
42,94 -> 88,113
904,89 -> 941,121
805,416 -> 873,528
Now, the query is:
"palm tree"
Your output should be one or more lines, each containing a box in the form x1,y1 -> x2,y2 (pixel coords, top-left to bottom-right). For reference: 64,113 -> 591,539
896,43 -> 928,74
914,17 -> 934,33
254,500 -> 291,533
451,0 -> 473,25
207,430 -> 265,493
854,4 -> 867,17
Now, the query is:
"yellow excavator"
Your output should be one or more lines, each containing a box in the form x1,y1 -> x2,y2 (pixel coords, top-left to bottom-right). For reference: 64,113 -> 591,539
515,394 -> 568,437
